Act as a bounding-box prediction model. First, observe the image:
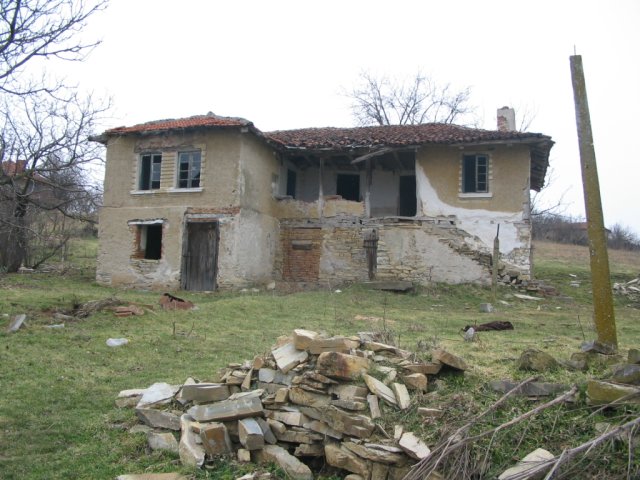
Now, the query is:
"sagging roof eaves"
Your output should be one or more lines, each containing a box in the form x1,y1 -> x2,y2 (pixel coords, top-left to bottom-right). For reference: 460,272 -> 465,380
89,113 -> 262,145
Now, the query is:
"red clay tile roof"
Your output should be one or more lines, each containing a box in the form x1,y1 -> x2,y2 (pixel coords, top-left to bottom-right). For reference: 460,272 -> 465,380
104,113 -> 251,135
266,124 -> 551,150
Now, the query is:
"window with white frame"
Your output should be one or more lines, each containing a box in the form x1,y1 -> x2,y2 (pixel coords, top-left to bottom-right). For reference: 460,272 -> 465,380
177,151 -> 201,188
462,154 -> 489,193
139,153 -> 162,190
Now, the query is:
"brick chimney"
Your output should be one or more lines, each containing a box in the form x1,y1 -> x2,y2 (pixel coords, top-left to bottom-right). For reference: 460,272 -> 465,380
497,106 -> 516,131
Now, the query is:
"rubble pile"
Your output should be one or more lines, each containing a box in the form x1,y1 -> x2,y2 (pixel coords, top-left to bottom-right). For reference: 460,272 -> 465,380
613,276 -> 640,303
116,329 -> 469,479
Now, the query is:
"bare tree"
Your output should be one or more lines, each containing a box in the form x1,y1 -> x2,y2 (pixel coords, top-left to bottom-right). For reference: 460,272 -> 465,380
347,71 -> 475,126
0,0 -> 108,271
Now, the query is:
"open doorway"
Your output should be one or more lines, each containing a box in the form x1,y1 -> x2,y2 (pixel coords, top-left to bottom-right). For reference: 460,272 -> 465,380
399,175 -> 417,216
337,174 -> 360,201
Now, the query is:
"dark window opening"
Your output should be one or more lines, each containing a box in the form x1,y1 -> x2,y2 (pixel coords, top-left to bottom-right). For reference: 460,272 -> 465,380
178,151 -> 201,189
462,154 -> 488,193
336,174 -> 360,201
399,175 -> 417,216
286,169 -> 297,198
134,224 -> 162,260
139,153 -> 162,190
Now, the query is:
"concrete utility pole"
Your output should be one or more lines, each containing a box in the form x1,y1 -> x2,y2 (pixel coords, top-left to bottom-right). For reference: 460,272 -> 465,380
570,54 -> 617,349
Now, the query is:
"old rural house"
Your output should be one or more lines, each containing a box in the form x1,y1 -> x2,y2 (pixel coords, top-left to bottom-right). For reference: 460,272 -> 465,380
93,107 -> 553,291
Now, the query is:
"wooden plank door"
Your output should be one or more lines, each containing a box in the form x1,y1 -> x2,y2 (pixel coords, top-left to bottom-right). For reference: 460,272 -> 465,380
182,221 -> 218,291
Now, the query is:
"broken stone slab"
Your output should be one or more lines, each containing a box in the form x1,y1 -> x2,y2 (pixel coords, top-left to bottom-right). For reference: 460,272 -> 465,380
237,448 -> 251,463
363,374 -> 397,406
239,418 -> 265,450
398,432 -> 431,460
432,349 -> 468,371
376,366 -> 398,385
116,388 -> 146,408
417,407 -> 443,418
274,387 -> 289,403
331,399 -> 367,411
255,417 -> 277,444
265,409 -> 308,427
498,447 -> 554,480
266,418 -> 287,435
273,427 -> 323,444
315,405 -> 375,438
610,364 -> 640,385
308,336 -> 360,354
403,362 -> 442,375
479,303 -> 494,313
402,373 -> 428,392
253,444 -> 313,480
391,383 -> 411,410
513,293 -> 543,301
258,368 -> 295,385
137,383 -> 180,408
488,380 -> 569,397
6,314 -> 26,333
294,443 -> 324,457
292,329 -> 320,350
330,384 -> 369,401
129,424 -> 153,435
517,349 -> 557,372
178,382 -> 231,403
288,386 -> 331,407
316,351 -> 371,380
586,380 -> 640,405
135,408 -> 181,431
581,340 -> 617,355
343,441 -> 407,465
147,431 -> 179,453
302,419 -> 343,440
324,443 -> 371,478
367,394 -> 381,419
200,422 -> 233,456
116,474 -> 188,480
187,395 -> 264,422
628,348 -> 640,364
178,415 -> 205,468
175,378 -> 197,405
272,342 -> 308,373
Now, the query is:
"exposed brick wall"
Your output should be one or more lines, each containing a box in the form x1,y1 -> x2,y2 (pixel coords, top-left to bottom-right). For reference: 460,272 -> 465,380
281,227 -> 322,281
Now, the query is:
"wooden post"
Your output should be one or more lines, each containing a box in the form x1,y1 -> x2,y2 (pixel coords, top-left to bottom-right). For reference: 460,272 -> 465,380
570,54 -> 617,349
492,224 -> 500,302
365,159 -> 372,218
318,157 -> 324,218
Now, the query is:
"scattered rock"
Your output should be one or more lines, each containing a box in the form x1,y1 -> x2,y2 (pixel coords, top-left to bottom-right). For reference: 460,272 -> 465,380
316,352 -> 371,380
417,408 -> 443,418
498,447 -> 554,480
581,340 -> 617,355
200,422 -> 233,456
178,415 -> 205,468
254,444 -> 313,480
479,303 -> 494,313
432,348 -> 468,371
610,364 -> 640,385
488,380 -> 569,397
402,373 -> 428,392
106,338 -> 129,347
398,432 -> 431,460
136,408 -> 180,430
147,431 -> 179,453
628,348 -> 640,365
5,314 -> 26,333
586,380 -> 640,405
137,383 -> 180,408
517,349 -> 557,372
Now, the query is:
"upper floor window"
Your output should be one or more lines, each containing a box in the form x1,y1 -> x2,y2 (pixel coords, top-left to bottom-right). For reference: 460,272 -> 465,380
462,154 -> 488,193
139,153 -> 162,190
178,151 -> 201,188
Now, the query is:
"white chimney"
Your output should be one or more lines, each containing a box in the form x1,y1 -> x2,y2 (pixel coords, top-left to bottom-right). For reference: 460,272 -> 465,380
497,106 -> 516,131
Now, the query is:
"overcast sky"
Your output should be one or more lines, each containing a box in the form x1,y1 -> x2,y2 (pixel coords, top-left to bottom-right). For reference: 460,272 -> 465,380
56,0 -> 640,234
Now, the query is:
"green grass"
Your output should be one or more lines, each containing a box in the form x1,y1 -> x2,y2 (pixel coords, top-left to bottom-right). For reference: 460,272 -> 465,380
0,239 -> 639,479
